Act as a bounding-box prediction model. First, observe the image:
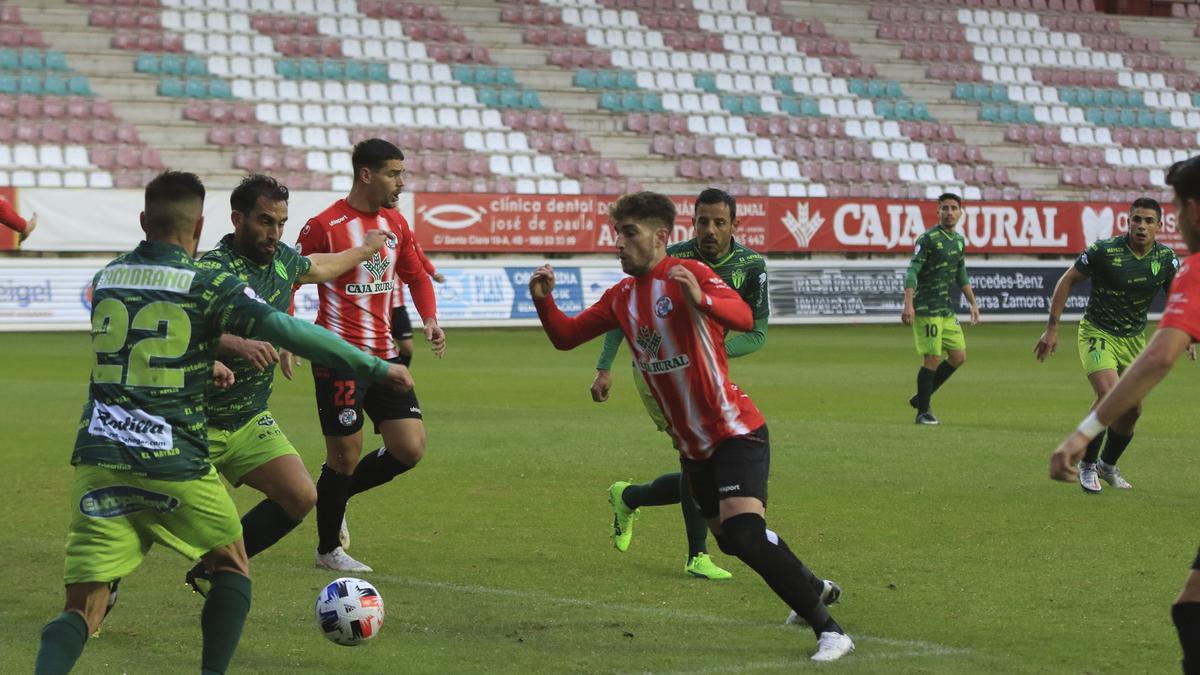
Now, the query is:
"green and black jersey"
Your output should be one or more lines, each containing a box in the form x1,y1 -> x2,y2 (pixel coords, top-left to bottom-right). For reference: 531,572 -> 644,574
905,226 -> 968,317
198,235 -> 312,431
1075,234 -> 1178,337
596,238 -> 768,369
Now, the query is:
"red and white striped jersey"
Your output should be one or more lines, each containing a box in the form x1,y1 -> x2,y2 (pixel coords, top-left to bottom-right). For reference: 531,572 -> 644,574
1160,252 -> 1200,340
391,240 -> 438,309
297,199 -> 436,358
536,256 -> 765,459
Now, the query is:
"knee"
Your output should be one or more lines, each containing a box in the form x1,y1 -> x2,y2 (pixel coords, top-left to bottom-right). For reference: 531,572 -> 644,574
386,431 -> 426,466
204,544 -> 250,578
325,442 -> 361,474
278,481 -> 317,521
948,353 -> 966,368
715,513 -> 766,559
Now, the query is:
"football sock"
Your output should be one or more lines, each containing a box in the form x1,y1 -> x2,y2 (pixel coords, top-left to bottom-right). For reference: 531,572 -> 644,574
241,498 -> 302,559
915,367 -> 936,413
931,361 -> 958,393
1082,429 -> 1107,465
200,572 -> 251,675
34,611 -> 88,675
316,465 -> 353,554
679,476 -> 710,557
715,513 -> 832,638
1172,602 -> 1200,674
1100,429 -> 1134,466
622,472 -> 681,510
348,447 -> 414,498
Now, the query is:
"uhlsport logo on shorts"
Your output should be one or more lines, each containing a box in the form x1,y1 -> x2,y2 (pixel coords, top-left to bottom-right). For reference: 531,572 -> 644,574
256,413 -> 276,427
80,486 -> 181,518
339,408 -> 357,427
654,296 -> 673,317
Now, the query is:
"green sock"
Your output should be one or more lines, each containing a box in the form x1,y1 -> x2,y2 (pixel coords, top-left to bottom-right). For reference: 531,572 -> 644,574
35,611 -> 88,675
201,571 -> 252,675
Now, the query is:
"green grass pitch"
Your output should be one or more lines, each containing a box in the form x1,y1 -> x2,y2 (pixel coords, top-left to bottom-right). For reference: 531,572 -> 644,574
2,323 -> 1197,673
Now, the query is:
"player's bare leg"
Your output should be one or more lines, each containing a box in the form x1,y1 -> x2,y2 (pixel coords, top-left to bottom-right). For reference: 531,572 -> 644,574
199,540 -> 251,675
35,582 -> 108,673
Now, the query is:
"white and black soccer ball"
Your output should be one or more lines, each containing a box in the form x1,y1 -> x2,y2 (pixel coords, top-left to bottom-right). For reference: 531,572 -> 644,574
315,577 -> 385,646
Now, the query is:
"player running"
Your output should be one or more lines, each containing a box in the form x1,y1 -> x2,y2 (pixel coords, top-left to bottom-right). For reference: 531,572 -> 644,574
1049,155 -> 1200,674
530,191 -> 852,663
296,138 -> 444,573
902,192 -> 981,425
33,171 -> 412,675
592,188 -> 767,580
182,174 -> 391,594
1035,197 -> 1183,493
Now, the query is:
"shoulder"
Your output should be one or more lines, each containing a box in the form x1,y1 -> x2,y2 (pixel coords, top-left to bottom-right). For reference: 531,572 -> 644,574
736,243 -> 766,268
309,199 -> 351,227
666,239 -> 695,257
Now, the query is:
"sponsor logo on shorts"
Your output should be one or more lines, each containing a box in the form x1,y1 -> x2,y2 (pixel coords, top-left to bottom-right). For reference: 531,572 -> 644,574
339,408 -> 357,427
256,414 -> 276,427
717,484 -> 741,494
636,354 -> 691,374
88,401 -> 173,450
654,296 -> 673,317
409,406 -> 421,414
79,486 -> 181,518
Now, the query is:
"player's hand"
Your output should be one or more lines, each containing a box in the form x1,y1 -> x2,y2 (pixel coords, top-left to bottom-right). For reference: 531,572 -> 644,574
424,318 -> 446,359
232,338 -> 279,372
668,264 -> 702,306
431,272 -> 445,283
383,363 -> 414,392
1188,344 -> 1197,362
279,349 -> 301,380
18,212 -> 36,243
211,360 -> 235,390
1034,329 -> 1058,362
361,229 -> 392,257
590,369 -> 612,402
529,264 -> 555,300
969,304 -> 980,326
1050,431 -> 1090,482
900,304 -> 914,326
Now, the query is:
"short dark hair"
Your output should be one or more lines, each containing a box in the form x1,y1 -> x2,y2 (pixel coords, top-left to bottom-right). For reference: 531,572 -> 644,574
937,193 -> 962,207
1167,156 -> 1200,204
1129,197 -> 1162,220
143,170 -> 205,233
231,174 -> 289,216
351,138 -> 405,175
609,191 -> 676,231
695,187 -> 736,220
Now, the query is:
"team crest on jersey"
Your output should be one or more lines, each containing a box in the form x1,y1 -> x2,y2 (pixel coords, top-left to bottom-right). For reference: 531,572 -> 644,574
636,325 -> 662,356
731,269 -> 746,288
274,260 -> 288,280
1152,260 -> 1162,276
338,408 -> 357,427
385,234 -> 398,249
346,252 -> 395,296
654,296 -> 673,318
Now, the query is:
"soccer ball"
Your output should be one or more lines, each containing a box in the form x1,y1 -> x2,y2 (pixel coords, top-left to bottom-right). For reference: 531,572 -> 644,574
315,577 -> 385,646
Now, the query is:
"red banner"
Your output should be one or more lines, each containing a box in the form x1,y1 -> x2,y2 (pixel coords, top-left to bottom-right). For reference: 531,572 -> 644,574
412,194 -> 1186,256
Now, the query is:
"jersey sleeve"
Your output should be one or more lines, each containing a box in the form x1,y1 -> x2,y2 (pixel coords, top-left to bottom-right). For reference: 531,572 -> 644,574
595,328 -> 624,370
0,197 -> 26,233
393,221 -> 437,321
279,243 -> 312,282
535,284 -> 620,351
956,248 -> 969,287
685,260 -> 754,332
904,234 -> 929,289
414,241 -> 437,275
743,258 -> 770,320
1164,250 -> 1181,292
1160,259 -> 1200,341
204,269 -> 277,338
1073,242 -> 1100,277
295,219 -> 329,256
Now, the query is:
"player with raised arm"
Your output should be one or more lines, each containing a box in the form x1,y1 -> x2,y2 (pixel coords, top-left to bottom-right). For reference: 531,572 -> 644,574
1049,156 -> 1200,673
296,138 -> 444,573
593,188 -> 767,581
1,193 -> 36,242
181,174 -> 391,595
1035,198 -> 1182,493
530,191 -> 852,663
33,171 -> 412,675
902,193 -> 981,425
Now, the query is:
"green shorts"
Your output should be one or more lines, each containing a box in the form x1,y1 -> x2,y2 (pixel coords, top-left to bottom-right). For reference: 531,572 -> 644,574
63,464 -> 242,584
631,361 -> 669,432
1077,319 -> 1145,375
208,411 -> 299,487
913,315 -> 966,357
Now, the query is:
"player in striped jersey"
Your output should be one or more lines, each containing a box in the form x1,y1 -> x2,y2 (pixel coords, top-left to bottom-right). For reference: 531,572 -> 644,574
1035,197 -> 1182,493
295,139 -> 445,572
530,192 -> 853,663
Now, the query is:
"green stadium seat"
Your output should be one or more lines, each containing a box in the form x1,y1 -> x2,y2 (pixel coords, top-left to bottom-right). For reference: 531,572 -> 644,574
997,105 -> 1016,123
275,59 -> 299,79
160,54 -> 184,76
1016,106 -> 1035,124
848,78 -> 866,96
477,87 -> 499,107
366,62 -> 387,81
720,94 -> 742,114
799,98 -> 820,116
1080,88 -> 1098,106
971,83 -> 989,102
452,64 -> 474,83
345,61 -> 367,81
159,78 -> 185,97
640,92 -> 661,112
1155,111 -> 1170,128
620,91 -> 641,111
616,70 -> 637,90
185,78 -> 207,98
184,55 -> 207,76
299,59 -> 321,79
19,49 -> 44,70
773,75 -> 794,94
595,70 -> 617,89
979,103 -> 998,122
954,82 -> 971,100
522,89 -> 543,109
0,49 -> 17,71
599,90 -> 620,110
495,67 -> 516,86
135,53 -> 158,74
990,84 -> 1007,102
42,74 -> 68,96
867,80 -> 885,98
573,69 -> 595,88
0,74 -> 15,94
695,73 -> 717,92
894,99 -> 914,120
781,97 -> 800,115
875,99 -> 895,117
914,102 -> 931,121
1110,90 -> 1127,107
499,87 -> 522,108
741,95 -> 762,115
1194,94 -> 1200,107
18,73 -> 40,95
208,78 -> 232,99
1103,109 -> 1120,126
885,80 -> 903,98
475,66 -> 496,85
45,51 -> 67,71
1118,108 -> 1136,126
321,60 -> 345,79
1129,91 -> 1144,106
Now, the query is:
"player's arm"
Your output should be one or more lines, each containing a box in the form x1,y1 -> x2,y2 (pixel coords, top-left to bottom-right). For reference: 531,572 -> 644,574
725,260 -> 769,358
901,236 -> 928,325
957,256 -> 980,325
216,334 -> 279,372
591,328 -> 624,402
531,264 -> 619,350
298,229 -> 389,284
0,195 -> 31,240
1034,266 -> 1088,361
669,261 -> 753,332
394,227 -> 444,357
414,241 -> 443,281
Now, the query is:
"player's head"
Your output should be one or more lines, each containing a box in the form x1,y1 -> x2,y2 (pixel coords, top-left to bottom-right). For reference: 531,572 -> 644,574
1126,197 -> 1162,250
141,170 -> 206,256
230,174 -> 290,265
610,191 -> 675,276
1168,155 -> 1200,253
937,193 -> 963,229
351,138 -> 406,210
693,188 -> 737,261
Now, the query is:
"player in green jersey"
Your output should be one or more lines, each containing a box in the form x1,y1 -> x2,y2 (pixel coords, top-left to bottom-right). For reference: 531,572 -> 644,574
592,188 -> 768,580
181,174 -> 390,595
1035,197 -> 1185,493
902,193 -> 981,425
34,171 -> 412,675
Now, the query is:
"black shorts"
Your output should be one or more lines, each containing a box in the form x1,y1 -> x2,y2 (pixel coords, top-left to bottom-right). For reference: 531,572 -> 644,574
680,425 -> 770,519
312,356 -> 422,437
390,306 -> 413,341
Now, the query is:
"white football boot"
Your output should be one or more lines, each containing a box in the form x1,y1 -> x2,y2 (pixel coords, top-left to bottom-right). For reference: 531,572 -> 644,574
315,546 -> 373,573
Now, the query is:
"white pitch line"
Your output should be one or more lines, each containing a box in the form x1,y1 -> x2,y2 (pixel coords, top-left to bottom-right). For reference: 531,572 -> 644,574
370,573 -> 969,664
